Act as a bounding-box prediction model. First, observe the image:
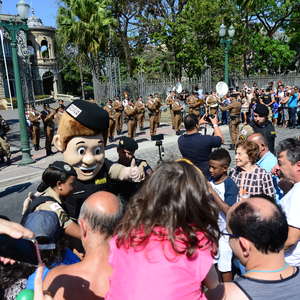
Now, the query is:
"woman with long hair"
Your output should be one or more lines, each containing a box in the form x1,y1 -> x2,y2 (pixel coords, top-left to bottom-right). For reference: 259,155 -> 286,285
106,161 -> 220,300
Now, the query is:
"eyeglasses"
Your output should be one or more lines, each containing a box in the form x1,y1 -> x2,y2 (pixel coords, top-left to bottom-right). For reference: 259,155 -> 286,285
221,231 -> 240,239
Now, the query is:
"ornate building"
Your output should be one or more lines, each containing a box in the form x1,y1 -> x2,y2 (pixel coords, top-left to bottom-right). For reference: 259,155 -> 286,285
0,9 -> 61,103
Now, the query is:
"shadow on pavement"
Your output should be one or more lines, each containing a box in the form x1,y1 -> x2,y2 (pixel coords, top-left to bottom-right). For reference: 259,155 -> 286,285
0,182 -> 32,198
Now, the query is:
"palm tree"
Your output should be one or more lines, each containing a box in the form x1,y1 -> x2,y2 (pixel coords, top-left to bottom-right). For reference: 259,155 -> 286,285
56,0 -> 116,101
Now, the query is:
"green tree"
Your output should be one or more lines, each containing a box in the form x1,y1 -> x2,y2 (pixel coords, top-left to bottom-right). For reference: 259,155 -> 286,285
56,0 -> 116,101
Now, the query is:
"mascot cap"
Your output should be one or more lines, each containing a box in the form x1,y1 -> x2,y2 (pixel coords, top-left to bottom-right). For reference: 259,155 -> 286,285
65,100 -> 109,131
254,103 -> 269,117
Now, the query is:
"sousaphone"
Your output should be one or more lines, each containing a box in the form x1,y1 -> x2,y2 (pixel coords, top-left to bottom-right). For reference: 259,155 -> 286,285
216,81 -> 229,98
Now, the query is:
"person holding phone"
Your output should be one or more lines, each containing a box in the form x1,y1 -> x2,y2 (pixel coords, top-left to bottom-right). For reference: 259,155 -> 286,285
178,113 -> 224,179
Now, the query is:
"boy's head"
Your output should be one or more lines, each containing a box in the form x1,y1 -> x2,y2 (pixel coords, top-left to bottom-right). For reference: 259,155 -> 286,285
209,148 -> 231,180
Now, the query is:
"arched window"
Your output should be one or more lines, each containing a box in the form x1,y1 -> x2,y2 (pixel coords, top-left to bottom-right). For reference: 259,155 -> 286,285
40,39 -> 49,58
27,40 -> 35,63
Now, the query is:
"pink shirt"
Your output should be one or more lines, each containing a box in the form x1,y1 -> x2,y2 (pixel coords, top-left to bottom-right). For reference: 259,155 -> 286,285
106,231 -> 213,300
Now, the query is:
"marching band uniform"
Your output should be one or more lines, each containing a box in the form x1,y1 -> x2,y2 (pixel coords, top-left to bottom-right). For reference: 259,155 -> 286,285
172,99 -> 182,135
166,93 -> 175,129
187,95 -> 201,117
103,101 -> 116,142
146,97 -> 159,137
124,102 -> 137,138
113,99 -> 124,135
135,98 -> 145,130
41,106 -> 56,156
28,107 -> 41,151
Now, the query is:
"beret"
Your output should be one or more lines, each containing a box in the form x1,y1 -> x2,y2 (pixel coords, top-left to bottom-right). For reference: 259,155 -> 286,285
48,161 -> 77,177
118,136 -> 138,153
254,103 -> 269,117
65,100 -> 109,132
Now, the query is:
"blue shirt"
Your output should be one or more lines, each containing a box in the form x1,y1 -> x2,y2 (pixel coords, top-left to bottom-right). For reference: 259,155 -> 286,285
288,93 -> 298,108
178,133 -> 222,178
256,151 -> 277,172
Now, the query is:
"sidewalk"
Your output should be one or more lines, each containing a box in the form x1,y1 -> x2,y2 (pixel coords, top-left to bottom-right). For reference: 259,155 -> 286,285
0,122 -> 222,189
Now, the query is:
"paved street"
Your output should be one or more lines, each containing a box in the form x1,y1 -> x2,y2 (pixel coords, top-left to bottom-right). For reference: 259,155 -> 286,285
0,107 -> 299,222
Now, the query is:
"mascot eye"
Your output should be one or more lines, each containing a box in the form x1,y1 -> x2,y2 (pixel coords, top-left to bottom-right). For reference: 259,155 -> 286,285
94,146 -> 102,155
77,147 -> 85,155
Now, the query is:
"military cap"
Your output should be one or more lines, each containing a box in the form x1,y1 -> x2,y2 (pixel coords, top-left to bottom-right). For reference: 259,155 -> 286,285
254,103 -> 269,117
118,136 -> 138,153
238,124 -> 254,142
65,100 -> 109,132
48,161 -> 77,177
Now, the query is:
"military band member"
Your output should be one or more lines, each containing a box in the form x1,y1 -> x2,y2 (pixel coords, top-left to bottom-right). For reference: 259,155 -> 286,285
154,94 -> 162,127
41,104 -> 56,156
166,91 -> 175,129
103,100 -> 116,143
219,94 -> 242,150
28,106 -> 41,151
172,98 -> 183,135
113,97 -> 124,135
146,96 -> 159,137
135,96 -> 145,130
187,94 -> 201,117
124,101 -> 137,138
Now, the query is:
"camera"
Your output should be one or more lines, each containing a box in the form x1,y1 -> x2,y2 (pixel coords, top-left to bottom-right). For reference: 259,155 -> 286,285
152,134 -> 165,163
204,114 -> 215,123
151,134 -> 164,141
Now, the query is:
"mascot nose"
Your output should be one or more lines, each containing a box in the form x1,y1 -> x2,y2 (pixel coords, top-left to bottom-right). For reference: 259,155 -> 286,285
82,152 -> 95,165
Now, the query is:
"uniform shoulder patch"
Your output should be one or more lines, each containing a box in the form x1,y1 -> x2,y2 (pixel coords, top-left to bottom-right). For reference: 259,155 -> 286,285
50,202 -> 62,211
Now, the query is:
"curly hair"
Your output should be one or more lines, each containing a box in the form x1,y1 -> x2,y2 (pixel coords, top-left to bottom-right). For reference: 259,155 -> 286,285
115,161 -> 219,258
236,140 -> 260,164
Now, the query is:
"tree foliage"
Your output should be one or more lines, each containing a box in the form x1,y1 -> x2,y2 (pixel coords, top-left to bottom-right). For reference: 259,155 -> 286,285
55,0 -> 300,93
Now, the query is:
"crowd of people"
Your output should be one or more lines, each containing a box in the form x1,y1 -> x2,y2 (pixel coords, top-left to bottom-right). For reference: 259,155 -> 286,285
0,80 -> 300,299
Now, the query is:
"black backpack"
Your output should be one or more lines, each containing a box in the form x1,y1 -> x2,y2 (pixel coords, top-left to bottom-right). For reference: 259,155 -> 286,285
21,196 -> 62,225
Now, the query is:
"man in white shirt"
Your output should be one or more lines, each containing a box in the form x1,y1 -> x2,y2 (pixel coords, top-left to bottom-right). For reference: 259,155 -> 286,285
277,138 -> 300,266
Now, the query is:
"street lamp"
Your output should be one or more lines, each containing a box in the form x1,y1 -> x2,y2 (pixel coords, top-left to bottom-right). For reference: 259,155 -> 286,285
0,0 -> 34,164
219,24 -> 235,86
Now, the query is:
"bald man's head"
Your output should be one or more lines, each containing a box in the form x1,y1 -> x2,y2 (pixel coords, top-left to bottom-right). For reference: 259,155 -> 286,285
228,196 -> 288,254
79,191 -> 123,237
247,133 -> 269,155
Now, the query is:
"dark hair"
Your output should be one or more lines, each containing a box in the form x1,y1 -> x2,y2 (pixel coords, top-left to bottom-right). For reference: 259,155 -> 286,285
236,141 -> 260,164
209,148 -> 231,166
79,199 -> 123,237
184,114 -> 198,131
42,164 -> 76,188
276,138 -> 300,165
115,161 -> 219,258
228,197 -> 288,254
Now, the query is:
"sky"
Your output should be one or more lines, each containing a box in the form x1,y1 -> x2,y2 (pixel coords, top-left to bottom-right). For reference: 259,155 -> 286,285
2,0 -> 58,27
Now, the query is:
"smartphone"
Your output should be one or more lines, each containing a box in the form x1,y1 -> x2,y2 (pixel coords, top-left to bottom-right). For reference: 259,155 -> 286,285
0,234 -> 42,266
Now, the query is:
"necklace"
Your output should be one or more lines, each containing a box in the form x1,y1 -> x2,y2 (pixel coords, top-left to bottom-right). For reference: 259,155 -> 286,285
245,263 -> 289,274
